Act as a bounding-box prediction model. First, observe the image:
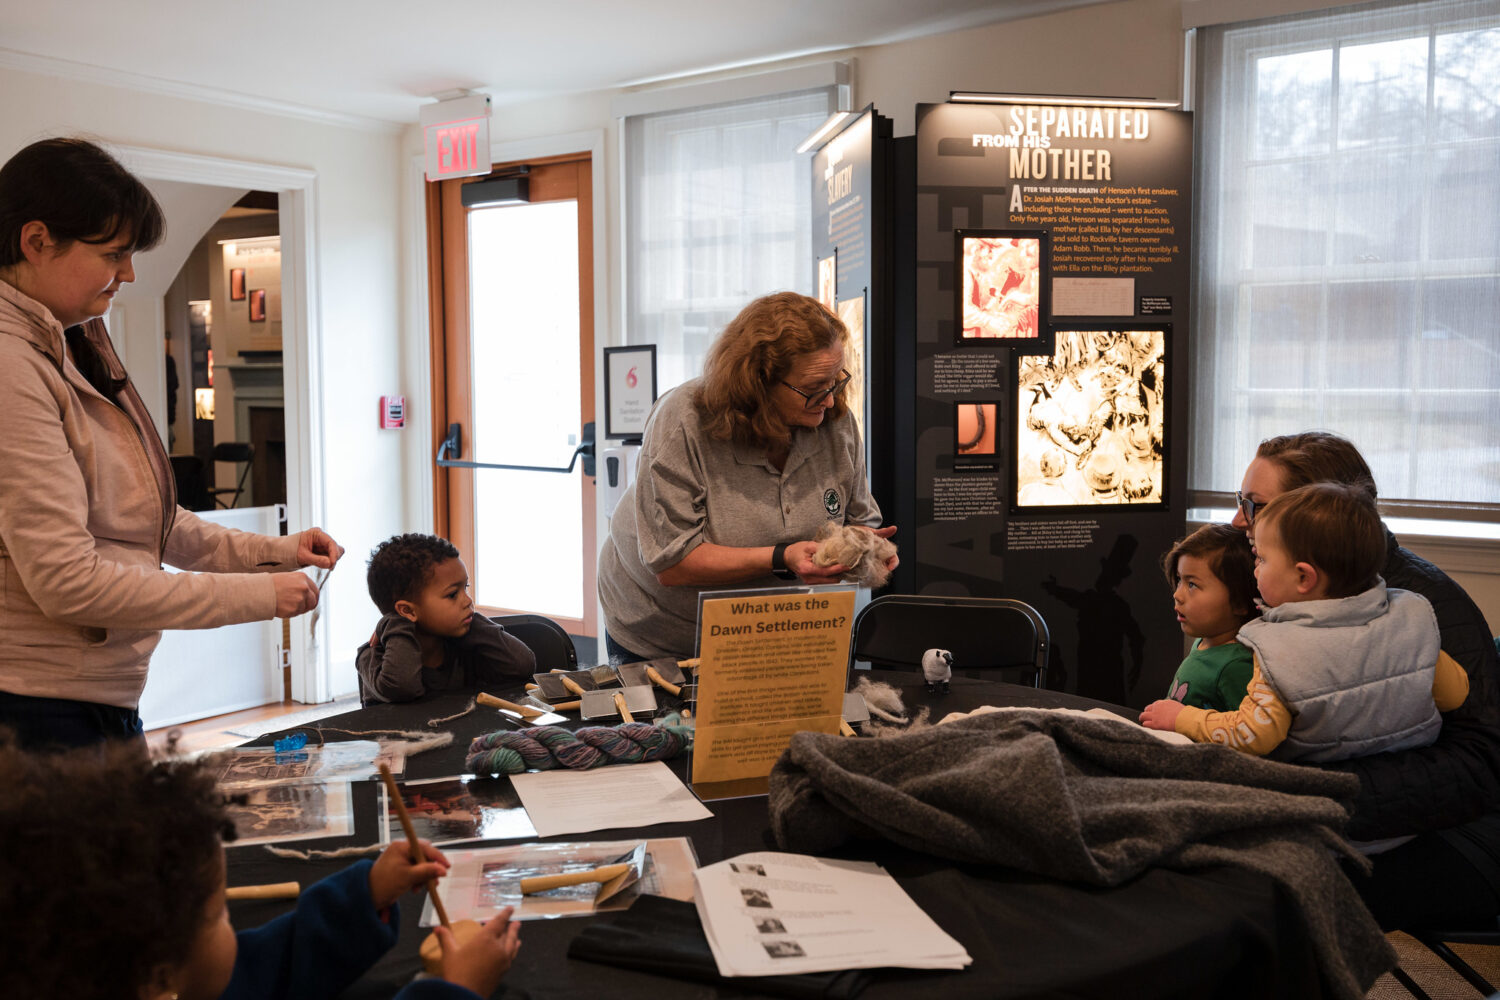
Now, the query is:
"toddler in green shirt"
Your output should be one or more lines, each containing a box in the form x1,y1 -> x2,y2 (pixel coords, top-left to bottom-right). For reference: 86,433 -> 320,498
1161,524 -> 1260,711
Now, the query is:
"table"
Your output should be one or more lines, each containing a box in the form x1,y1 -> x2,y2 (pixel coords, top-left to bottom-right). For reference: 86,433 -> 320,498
225,673 -> 1327,999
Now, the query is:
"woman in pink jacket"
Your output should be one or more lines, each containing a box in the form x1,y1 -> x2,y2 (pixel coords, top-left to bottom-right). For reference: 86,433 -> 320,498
0,138 -> 342,749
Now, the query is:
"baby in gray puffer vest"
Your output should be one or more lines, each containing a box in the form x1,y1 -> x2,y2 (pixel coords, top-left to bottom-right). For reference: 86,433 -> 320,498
1140,482 -> 1467,763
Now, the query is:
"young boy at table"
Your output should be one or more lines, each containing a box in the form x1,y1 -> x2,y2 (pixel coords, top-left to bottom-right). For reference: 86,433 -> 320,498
357,533 -> 535,704
1140,483 -> 1469,761
1159,524 -> 1260,712
0,737 -> 521,1000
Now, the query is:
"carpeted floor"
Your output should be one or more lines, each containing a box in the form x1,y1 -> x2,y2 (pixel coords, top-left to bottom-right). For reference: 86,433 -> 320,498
1366,933 -> 1500,999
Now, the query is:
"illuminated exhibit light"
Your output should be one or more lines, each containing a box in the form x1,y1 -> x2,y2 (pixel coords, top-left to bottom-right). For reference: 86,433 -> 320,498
949,93 -> 1181,108
796,111 -> 854,154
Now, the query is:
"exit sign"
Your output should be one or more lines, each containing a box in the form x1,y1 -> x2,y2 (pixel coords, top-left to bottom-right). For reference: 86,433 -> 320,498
421,94 -> 492,181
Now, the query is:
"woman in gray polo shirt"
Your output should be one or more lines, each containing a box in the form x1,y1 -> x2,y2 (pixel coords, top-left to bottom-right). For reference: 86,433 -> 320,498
598,292 -> 897,662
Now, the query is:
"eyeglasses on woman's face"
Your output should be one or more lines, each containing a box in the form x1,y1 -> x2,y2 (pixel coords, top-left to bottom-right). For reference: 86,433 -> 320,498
781,369 -> 852,410
1235,490 -> 1261,524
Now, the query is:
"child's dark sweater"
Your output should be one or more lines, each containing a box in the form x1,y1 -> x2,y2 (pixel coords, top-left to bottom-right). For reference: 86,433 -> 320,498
221,859 -> 484,999
356,613 -> 536,704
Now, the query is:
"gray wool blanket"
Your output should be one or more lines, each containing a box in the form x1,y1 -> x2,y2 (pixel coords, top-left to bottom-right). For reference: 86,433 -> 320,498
768,709 -> 1397,1000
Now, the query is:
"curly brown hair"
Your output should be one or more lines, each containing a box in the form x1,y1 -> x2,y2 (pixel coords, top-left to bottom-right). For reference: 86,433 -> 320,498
366,532 -> 461,615
0,737 -> 237,999
1255,431 -> 1378,501
694,292 -> 851,448
1161,523 -> 1259,622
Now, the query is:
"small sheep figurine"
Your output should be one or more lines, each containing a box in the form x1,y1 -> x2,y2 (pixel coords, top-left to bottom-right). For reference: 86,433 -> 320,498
811,522 -> 898,588
922,648 -> 953,695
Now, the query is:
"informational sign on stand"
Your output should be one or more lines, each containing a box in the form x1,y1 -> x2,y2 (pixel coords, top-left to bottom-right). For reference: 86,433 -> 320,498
690,586 -> 855,800
909,100 -> 1193,708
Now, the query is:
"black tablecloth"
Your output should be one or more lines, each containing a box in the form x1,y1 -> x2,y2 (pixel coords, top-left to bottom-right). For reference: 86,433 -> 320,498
225,673 -> 1327,999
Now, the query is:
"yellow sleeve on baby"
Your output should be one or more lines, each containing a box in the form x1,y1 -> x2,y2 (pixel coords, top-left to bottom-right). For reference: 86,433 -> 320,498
1173,656 -> 1292,755
1433,650 -> 1469,712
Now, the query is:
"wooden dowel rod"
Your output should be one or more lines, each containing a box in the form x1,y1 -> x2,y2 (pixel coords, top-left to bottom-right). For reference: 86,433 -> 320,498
378,763 -> 451,929
520,863 -> 630,895
226,881 -> 300,900
559,675 -> 588,698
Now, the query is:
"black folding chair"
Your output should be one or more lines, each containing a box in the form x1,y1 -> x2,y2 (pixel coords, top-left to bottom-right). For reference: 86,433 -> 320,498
170,454 -> 211,511
492,612 -> 579,672
848,594 -> 1050,688
207,441 -> 254,508
1393,920 -> 1500,999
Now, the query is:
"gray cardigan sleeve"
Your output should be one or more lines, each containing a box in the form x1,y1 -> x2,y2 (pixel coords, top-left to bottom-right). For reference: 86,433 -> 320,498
355,613 -> 426,704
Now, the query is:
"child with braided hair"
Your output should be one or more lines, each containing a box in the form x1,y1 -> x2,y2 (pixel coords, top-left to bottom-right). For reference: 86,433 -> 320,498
0,737 -> 521,999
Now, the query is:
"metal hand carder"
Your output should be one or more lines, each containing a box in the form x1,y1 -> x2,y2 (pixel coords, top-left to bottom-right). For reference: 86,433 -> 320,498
518,842 -> 646,904
614,657 -> 688,696
475,693 -> 567,726
531,664 -> 619,702
840,690 -> 870,736
580,685 -> 657,722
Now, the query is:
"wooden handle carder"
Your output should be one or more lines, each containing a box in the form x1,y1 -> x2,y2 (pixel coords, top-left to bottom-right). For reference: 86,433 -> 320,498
476,693 -> 543,719
520,863 -> 631,895
645,666 -> 681,696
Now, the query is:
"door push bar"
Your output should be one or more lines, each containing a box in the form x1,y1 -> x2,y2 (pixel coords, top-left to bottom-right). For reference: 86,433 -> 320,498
436,421 -> 595,478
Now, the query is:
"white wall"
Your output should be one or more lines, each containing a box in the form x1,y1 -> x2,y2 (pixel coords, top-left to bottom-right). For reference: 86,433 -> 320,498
1,63 -> 408,698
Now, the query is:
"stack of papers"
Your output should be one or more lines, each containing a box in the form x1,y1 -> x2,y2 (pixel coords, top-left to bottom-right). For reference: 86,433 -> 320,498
693,852 -> 971,976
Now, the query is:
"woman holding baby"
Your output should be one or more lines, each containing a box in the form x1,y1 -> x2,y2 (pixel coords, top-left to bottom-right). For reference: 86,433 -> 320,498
597,292 -> 897,663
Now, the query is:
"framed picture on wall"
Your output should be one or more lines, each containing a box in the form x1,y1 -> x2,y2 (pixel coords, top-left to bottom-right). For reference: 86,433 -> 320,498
603,345 -> 657,439
1011,326 -> 1168,512
817,251 -> 837,313
954,230 -> 1050,351
248,288 -> 266,322
955,401 -> 999,458
229,268 -> 246,301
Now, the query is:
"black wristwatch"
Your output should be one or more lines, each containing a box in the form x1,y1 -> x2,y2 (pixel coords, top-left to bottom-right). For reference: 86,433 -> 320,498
770,542 -> 797,580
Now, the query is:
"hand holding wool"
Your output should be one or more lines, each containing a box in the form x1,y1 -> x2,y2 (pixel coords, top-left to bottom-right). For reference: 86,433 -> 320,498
810,523 -> 899,588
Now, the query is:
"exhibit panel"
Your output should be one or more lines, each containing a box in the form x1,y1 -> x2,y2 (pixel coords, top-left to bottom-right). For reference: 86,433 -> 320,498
810,108 -> 898,525
910,101 -> 1193,707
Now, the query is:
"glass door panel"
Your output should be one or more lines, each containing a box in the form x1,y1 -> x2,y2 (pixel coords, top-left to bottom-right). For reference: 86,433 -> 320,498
468,200 -> 583,618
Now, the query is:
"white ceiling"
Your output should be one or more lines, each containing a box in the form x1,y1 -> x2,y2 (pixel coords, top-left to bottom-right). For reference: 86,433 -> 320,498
3,0 -> 1111,125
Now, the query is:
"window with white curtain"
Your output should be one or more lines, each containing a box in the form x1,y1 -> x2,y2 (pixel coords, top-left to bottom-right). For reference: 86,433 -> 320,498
1191,0 -> 1500,514
624,88 -> 835,390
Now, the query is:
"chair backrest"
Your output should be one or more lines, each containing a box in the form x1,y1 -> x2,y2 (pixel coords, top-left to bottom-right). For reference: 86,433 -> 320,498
492,613 -> 578,673
849,594 -> 1050,688
170,454 -> 210,511
212,442 -> 255,464
209,442 -> 255,507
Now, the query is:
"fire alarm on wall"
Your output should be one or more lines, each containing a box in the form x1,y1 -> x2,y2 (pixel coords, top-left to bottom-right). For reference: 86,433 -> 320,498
379,396 -> 405,429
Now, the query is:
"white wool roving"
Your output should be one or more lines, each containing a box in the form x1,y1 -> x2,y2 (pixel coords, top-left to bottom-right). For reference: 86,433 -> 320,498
811,523 -> 898,588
